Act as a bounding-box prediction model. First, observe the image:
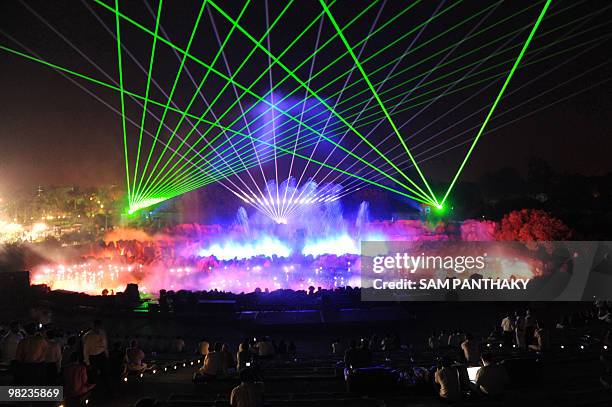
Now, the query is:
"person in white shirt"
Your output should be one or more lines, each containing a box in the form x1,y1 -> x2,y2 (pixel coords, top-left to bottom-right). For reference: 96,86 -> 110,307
1,322 -> 23,365
500,313 -> 514,347
82,320 -> 108,366
82,320 -> 109,385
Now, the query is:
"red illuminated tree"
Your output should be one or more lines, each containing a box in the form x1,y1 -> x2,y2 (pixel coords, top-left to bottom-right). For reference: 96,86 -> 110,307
495,209 -> 572,241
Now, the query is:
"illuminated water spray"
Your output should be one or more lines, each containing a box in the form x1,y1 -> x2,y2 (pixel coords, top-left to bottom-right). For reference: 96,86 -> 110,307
235,178 -> 343,224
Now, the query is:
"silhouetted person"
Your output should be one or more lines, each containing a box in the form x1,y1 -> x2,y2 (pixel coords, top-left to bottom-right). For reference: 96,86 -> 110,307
230,368 -> 264,407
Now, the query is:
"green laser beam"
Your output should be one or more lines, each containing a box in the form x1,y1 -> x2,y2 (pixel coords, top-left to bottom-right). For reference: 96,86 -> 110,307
133,0 -> 208,203
319,0 -> 437,205
132,0 -> 163,204
440,0 -> 552,206
204,0 -> 432,202
133,0 -> 254,202
150,1 -> 517,198
114,0 -> 131,206
136,0 -> 376,201
147,22 -> 606,201
150,14 -> 593,194
141,0 -> 436,206
136,0 -> 294,203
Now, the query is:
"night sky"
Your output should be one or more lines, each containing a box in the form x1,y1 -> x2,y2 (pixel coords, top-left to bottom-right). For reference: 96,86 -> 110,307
0,0 -> 611,196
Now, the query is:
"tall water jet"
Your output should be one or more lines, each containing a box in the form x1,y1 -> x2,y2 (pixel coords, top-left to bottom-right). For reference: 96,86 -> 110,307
356,201 -> 370,239
235,207 -> 250,235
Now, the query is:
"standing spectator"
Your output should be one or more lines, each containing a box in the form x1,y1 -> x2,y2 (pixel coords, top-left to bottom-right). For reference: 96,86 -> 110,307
15,323 -> 48,385
434,357 -> 461,402
108,342 -> 126,392
230,368 -> 264,407
501,313 -> 514,347
515,312 -> 526,349
524,309 -> 536,346
82,320 -> 109,386
43,330 -> 62,383
0,321 -> 23,365
61,336 -> 78,367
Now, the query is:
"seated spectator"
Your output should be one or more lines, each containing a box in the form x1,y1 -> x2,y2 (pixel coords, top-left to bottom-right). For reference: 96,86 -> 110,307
222,343 -> 235,374
331,338 -> 345,356
197,339 -> 209,358
194,342 -> 225,382
255,337 -> 275,358
461,333 -> 481,365
230,368 -> 264,407
474,353 -> 509,397
43,329 -> 62,383
381,334 -> 394,351
237,341 -> 251,371
427,331 -> 438,351
448,331 -> 464,348
344,339 -> 372,369
434,357 -> 461,402
277,340 -> 287,355
287,341 -> 296,355
0,321 -> 23,366
170,336 -> 185,353
438,330 -> 450,348
125,340 -> 147,373
556,316 -> 570,330
63,352 -> 95,401
369,334 -> 380,351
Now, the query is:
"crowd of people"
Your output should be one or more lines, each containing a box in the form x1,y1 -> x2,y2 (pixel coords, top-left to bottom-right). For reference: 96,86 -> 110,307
2,300 -> 611,406
0,319 -> 166,405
